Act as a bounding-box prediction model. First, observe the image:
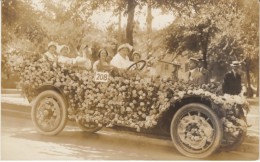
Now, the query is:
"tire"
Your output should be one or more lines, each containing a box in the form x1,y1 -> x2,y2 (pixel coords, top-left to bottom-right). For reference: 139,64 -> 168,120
31,90 -> 67,136
170,103 -> 223,158
76,119 -> 102,133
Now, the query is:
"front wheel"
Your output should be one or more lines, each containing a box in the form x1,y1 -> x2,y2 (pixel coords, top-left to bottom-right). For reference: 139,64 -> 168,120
31,90 -> 67,136
170,103 -> 223,158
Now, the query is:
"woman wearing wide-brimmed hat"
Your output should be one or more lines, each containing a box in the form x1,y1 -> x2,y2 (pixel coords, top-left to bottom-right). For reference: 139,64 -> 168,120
110,43 -> 134,70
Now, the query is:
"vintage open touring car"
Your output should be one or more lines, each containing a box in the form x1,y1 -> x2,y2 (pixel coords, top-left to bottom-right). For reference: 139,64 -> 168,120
18,57 -> 249,158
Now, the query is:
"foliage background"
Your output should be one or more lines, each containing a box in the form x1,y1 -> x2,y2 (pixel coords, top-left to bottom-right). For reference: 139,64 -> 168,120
1,0 -> 259,96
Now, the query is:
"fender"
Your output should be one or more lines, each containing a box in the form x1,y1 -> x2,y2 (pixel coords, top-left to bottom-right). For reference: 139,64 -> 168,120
156,95 -> 214,136
35,84 -> 69,107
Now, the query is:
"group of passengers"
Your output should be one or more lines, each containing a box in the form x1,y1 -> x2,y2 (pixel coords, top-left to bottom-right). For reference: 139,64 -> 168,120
43,41 -> 144,75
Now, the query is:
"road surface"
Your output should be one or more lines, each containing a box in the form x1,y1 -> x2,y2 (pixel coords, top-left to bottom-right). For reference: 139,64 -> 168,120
1,114 -> 259,160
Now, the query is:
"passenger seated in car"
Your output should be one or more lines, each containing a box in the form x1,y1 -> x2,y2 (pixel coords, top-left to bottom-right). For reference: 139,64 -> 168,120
93,48 -> 113,72
57,45 -> 74,65
44,41 -> 58,62
132,51 -> 141,62
73,44 -> 92,70
130,51 -> 143,69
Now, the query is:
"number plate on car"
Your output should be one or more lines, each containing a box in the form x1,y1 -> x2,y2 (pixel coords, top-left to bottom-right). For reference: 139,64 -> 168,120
94,71 -> 109,82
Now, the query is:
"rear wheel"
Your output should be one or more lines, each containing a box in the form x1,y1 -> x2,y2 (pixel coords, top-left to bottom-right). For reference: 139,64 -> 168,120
31,90 -> 67,136
170,103 -> 222,158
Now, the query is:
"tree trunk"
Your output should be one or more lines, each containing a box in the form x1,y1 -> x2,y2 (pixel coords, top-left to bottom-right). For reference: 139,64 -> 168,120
199,27 -> 208,69
118,8 -> 122,42
146,0 -> 152,55
126,0 -> 136,46
257,71 -> 259,97
202,33 -> 209,69
245,59 -> 253,97
146,0 -> 152,34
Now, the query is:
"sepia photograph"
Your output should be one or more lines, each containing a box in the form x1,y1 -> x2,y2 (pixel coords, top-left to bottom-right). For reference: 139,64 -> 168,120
1,0 -> 259,160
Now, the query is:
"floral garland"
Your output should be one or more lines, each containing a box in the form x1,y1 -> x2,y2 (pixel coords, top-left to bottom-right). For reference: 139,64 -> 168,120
9,57 -> 248,137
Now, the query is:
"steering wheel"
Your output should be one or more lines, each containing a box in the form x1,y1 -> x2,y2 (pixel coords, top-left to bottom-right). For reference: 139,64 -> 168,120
127,60 -> 146,71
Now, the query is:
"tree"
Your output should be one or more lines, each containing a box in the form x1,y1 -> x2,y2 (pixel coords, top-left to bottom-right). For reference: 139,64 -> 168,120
2,0 -> 46,52
163,0 -> 258,89
236,0 -> 259,97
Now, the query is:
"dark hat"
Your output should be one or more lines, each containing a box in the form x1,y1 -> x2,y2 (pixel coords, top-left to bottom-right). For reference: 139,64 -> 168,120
98,48 -> 108,57
198,58 -> 205,62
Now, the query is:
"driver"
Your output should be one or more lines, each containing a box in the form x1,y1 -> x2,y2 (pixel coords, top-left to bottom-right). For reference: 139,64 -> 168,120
110,43 -> 134,69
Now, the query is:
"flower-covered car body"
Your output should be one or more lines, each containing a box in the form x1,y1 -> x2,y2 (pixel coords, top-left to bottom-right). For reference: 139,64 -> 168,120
17,58 -> 249,158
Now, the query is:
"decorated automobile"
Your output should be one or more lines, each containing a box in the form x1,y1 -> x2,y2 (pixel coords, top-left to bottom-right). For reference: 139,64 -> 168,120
10,54 -> 249,159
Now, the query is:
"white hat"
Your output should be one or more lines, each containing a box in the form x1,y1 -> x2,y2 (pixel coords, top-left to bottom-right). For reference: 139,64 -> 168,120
171,61 -> 181,66
48,41 -> 58,48
58,45 -> 70,54
189,57 -> 199,62
133,51 -> 141,57
231,61 -> 241,67
117,43 -> 133,52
